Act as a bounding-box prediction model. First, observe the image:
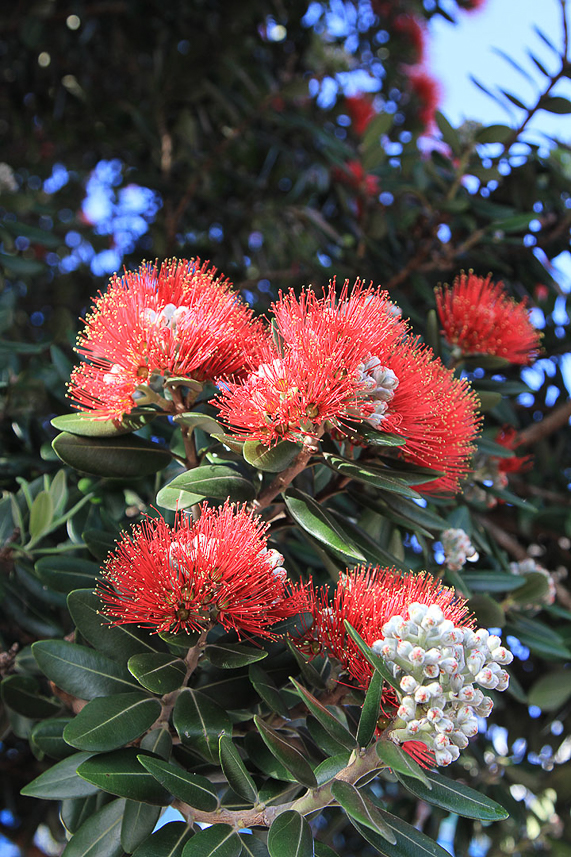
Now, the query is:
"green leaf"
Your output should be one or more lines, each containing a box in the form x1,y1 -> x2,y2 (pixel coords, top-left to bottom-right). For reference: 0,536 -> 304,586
35,556 -> 101,593
52,432 -> 172,478
475,124 -> 513,144
173,688 -> 232,762
121,801 -> 162,854
327,510 -> 410,571
322,454 -> 422,498
243,440 -> 301,472
331,781 -> 396,843
132,822 -> 193,857
28,490 -> 54,542
61,798 -> 125,857
254,716 -> 317,788
249,664 -> 290,718
467,594 -> 505,628
240,835 -> 270,857
268,811 -> 314,857
345,424 -> 406,448
434,111 -> 461,156
1,674 -> 61,718
476,436 -> 516,458
128,653 -> 187,693
492,212 -> 534,233
182,825 -> 242,857
219,734 -> 258,804
540,95 -> 571,113
51,410 -> 157,438
138,755 -> 219,811
344,622 -> 400,692
159,465 -> 255,503
314,844 -> 339,857
0,252 -> 45,275
32,640 -> 141,699
21,751 -> 100,799
290,677 -> 357,750
352,810 -> 452,857
375,740 -> 431,787
483,485 -> 536,511
507,615 -> 571,660
362,491 -> 448,536
31,717 -> 75,759
141,727 -> 172,760
159,629 -> 201,654
60,795 -> 98,835
83,529 -> 119,561
357,670 -> 383,747
156,485 -> 204,511
63,692 -> 161,752
283,488 -> 365,563
204,643 -> 268,670
508,572 -> 552,605
313,754 -> 351,786
528,669 -> 571,711
396,768 -> 508,820
461,572 -> 525,593
77,749 -> 172,804
68,589 -> 161,661
474,390 -> 502,412
243,732 -> 297,782
174,412 -> 223,434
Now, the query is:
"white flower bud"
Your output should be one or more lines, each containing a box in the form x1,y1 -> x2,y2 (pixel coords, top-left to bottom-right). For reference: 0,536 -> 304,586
408,603 -> 428,623
425,681 -> 443,698
414,686 -> 432,704
409,646 -> 426,665
434,749 -> 454,766
424,648 -> 443,665
397,697 -> 417,721
442,628 -> 465,645
487,635 -> 502,652
449,672 -> 465,693
491,646 -> 513,665
400,675 -> 419,694
435,717 -> 454,734
456,704 -> 475,724
426,706 -> 444,722
496,670 -> 510,692
475,696 -> 494,717
459,718 -> 479,737
406,719 -> 422,736
421,605 -> 445,630
397,640 -> 413,658
475,668 -> 499,689
440,657 -> 459,675
423,664 -> 440,679
458,685 -> 476,702
434,732 -> 451,750
450,730 -> 469,749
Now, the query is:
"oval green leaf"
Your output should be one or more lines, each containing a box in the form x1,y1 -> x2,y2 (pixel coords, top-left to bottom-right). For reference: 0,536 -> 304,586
31,717 -> 75,759
254,716 -> 317,788
375,739 -> 431,788
396,767 -> 509,820
137,755 -> 219,811
61,797 -> 125,857
21,751 -> 100,799
290,677 -> 356,750
63,692 -> 161,752
243,440 -> 301,472
53,432 -> 172,478
357,670 -> 384,747
35,556 -> 101,593
182,824 -> 241,857
128,653 -> 187,694
68,589 -> 162,661
51,410 -> 156,438
1,674 -> 61,718
173,688 -> 232,763
268,811 -> 314,857
528,669 -> 571,711
121,800 -> 162,854
160,465 -> 255,502
219,734 -> 258,804
249,664 -> 290,719
77,748 -> 171,804
32,640 -> 141,699
331,781 -> 396,843
283,488 -> 365,563
132,822 -> 193,857
352,810 -> 452,857
204,643 -> 268,670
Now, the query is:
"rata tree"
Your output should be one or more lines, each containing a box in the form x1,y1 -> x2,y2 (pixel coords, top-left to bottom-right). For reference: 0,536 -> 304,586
1,1 -> 571,857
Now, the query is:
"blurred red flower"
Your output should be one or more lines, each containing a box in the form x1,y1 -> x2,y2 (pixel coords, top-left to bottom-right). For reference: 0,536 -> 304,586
406,66 -> 441,130
435,272 -> 541,365
345,95 -> 376,136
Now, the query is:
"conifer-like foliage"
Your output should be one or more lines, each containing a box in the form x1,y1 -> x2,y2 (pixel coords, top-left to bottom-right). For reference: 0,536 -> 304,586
1,2 -> 571,855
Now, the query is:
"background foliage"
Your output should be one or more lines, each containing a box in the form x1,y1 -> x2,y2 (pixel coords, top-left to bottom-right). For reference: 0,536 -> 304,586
1,1 -> 571,855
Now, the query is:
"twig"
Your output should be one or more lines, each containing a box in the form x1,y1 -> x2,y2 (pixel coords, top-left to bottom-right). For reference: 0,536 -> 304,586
516,399 -> 571,447
252,433 -> 322,512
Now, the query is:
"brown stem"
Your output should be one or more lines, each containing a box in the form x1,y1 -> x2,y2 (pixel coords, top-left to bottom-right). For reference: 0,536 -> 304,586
516,399 -> 571,448
152,630 -> 208,730
252,433 -> 322,512
475,514 -> 528,561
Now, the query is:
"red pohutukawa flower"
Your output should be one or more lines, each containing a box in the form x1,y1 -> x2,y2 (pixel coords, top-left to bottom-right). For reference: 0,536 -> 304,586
345,95 -> 376,136
406,66 -> 441,130
435,273 -> 541,365
495,426 -> 533,476
97,502 -> 303,638
215,281 -> 407,446
68,258 -> 267,420
300,567 -> 513,767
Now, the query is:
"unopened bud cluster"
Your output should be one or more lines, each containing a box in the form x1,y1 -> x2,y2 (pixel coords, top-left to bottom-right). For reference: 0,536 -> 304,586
441,528 -> 478,571
355,354 -> 399,428
371,602 -> 513,766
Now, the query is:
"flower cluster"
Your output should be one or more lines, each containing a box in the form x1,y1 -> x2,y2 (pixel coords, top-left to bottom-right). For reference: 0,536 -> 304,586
441,528 -> 479,571
68,258 -> 266,420
98,502 -> 303,638
435,273 -> 541,365
374,606 -> 512,766
216,281 -> 481,494
509,558 -> 556,609
300,567 -> 513,766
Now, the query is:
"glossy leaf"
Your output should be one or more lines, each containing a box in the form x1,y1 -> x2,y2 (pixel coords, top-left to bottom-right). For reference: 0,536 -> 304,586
21,751 -> 100,799
60,795 -> 98,836
352,810 -> 452,857
345,423 -> 406,448
268,811 -> 314,857
182,824 -> 242,857
1,674 -> 61,718
357,670 -> 384,747
219,734 -> 258,804
174,412 -> 223,434
61,798 -> 125,857
254,716 -> 317,788
396,768 -> 508,820
68,589 -> 161,661
373,490 -> 448,533
528,669 -> 571,711
141,727 -> 173,760
322,454 -> 422,499
83,529 -> 119,561
467,594 -> 505,628
63,692 -> 161,752
204,643 -> 268,669
461,572 -> 525,593
249,664 -> 290,718
28,490 -> 54,541
243,440 -> 301,472
159,465 -> 255,503
344,622 -> 400,692
132,822 -> 193,857
121,800 -> 162,854
32,640 -> 141,699
159,629 -> 201,654
314,844 -> 340,857
541,95 -> 571,113
508,572 -> 552,605
173,688 -> 232,762
35,556 -> 101,593
138,755 -> 219,811
375,740 -> 431,787
331,781 -> 396,843
53,432 -> 172,478
77,749 -> 172,804
283,488 -> 365,563
240,834 -> 271,857
30,717 -> 75,759
290,678 -> 357,750
313,754 -> 351,786
507,615 -> 571,660
128,652 -> 187,693
51,410 -> 156,437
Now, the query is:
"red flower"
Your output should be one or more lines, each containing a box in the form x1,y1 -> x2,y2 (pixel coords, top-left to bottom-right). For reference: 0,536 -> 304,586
345,96 -> 376,136
495,426 -> 533,475
333,160 -> 380,198
98,502 -> 303,638
435,273 -> 542,365
381,338 -> 481,493
215,281 -> 407,445
303,567 -> 472,692
394,14 -> 426,64
406,67 -> 441,130
68,258 -> 266,420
